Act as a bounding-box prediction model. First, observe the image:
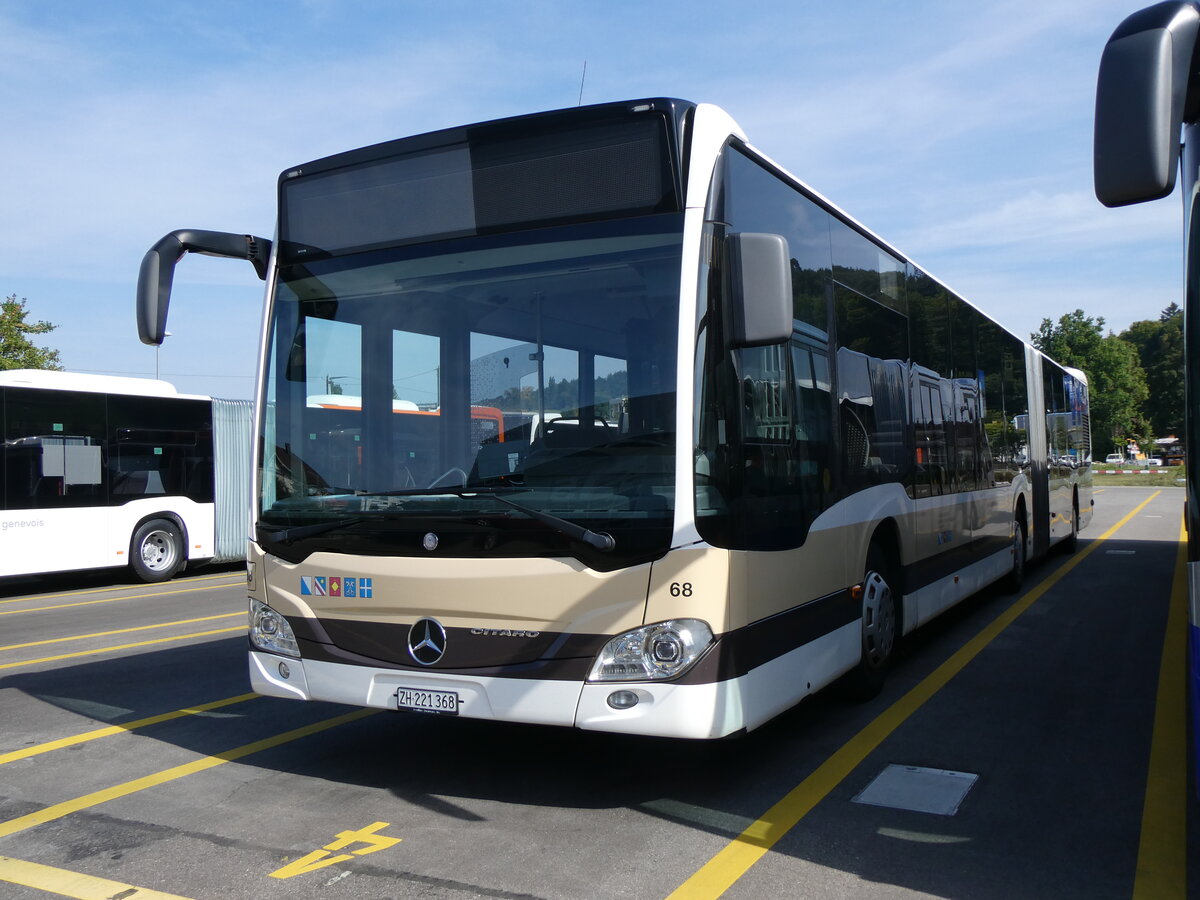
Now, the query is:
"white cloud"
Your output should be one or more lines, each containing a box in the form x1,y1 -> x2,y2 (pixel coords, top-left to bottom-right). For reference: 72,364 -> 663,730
898,187 -> 1180,256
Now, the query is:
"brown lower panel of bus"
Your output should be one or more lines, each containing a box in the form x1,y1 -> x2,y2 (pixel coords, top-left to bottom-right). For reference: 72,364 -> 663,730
280,585 -> 856,685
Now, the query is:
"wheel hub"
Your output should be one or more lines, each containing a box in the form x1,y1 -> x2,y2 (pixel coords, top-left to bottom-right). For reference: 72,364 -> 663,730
861,570 -> 895,667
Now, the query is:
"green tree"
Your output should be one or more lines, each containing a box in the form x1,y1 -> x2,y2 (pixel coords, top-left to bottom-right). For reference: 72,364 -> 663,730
1119,303 -> 1184,437
1032,309 -> 1148,456
0,295 -> 62,371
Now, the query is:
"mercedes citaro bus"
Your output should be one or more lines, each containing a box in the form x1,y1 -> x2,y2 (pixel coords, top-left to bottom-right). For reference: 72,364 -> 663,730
136,99 -> 1090,737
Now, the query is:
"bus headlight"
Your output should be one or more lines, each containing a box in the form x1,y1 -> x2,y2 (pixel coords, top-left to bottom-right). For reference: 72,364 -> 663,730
588,619 -> 714,682
249,599 -> 300,658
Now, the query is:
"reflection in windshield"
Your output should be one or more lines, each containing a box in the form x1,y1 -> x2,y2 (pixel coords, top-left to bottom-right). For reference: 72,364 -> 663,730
259,215 -> 682,559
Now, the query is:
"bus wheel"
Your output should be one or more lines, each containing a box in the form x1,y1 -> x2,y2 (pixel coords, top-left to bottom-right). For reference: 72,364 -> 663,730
1002,519 -> 1026,594
844,548 -> 897,700
131,519 -> 184,583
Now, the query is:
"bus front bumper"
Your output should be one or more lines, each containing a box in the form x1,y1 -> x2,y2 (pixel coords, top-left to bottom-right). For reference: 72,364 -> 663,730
248,650 -> 740,739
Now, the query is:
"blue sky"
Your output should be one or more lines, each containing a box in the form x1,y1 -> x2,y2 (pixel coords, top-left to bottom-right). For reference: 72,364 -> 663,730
0,0 -> 1181,399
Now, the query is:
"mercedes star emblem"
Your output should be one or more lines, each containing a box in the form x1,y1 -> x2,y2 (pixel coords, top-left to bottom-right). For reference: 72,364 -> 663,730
408,617 -> 447,665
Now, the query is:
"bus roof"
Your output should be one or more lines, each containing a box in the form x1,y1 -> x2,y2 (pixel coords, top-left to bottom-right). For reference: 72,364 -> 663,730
0,369 -> 210,400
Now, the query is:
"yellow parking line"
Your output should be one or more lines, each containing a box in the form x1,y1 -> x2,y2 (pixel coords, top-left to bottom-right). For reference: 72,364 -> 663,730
0,854 -> 195,899
0,612 -> 244,652
0,693 -> 260,766
0,708 -> 378,840
1131,517 -> 1189,899
666,492 -> 1161,899
0,574 -> 243,605
0,627 -> 246,670
0,581 -> 244,617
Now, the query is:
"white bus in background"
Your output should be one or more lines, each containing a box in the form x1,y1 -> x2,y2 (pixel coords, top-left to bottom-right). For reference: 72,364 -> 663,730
137,98 -> 1090,738
0,369 -> 252,582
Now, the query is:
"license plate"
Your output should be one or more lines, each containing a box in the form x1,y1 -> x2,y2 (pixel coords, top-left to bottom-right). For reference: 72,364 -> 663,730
395,687 -> 459,715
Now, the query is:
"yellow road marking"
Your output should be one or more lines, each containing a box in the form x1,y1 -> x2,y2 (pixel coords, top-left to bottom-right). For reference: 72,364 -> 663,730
269,821 -> 402,879
0,581 -> 245,617
0,627 -> 246,670
0,573 -> 243,605
0,612 -> 243,651
666,491 -> 1162,899
0,693 -> 260,766
1131,516 -> 1189,899
0,709 -> 377,840
0,854 -> 194,899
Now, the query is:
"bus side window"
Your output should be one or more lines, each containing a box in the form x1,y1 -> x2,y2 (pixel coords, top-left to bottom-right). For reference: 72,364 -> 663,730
733,343 -> 797,545
927,384 -> 947,495
791,343 -> 832,512
3,390 -> 106,510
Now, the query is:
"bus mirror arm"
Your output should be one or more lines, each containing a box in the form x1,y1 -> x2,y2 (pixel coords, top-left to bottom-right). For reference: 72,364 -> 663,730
137,229 -> 273,346
726,232 -> 793,348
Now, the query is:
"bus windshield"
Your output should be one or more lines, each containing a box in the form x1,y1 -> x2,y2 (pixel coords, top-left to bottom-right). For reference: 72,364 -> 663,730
258,213 -> 682,567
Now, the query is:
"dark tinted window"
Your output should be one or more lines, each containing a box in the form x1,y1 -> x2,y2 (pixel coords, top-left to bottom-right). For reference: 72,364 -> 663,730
831,218 -> 905,312
109,395 -> 215,502
908,268 -> 951,379
835,286 -> 910,492
722,148 -> 831,333
3,388 -> 106,509
283,114 -> 678,260
2,388 -> 216,510
696,147 -> 841,549
977,322 -> 1030,485
949,303 -> 984,492
1044,359 -> 1090,471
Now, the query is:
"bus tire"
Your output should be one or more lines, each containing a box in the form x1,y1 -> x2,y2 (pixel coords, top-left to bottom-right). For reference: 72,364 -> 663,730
130,519 -> 184,583
844,546 -> 897,700
1002,518 -> 1026,594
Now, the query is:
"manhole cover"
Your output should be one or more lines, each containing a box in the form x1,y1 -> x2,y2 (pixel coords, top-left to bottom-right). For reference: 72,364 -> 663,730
853,765 -> 978,815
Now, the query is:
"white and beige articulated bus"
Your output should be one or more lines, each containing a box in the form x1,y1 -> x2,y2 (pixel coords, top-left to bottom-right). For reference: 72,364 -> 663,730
136,99 -> 1090,738
0,369 -> 251,582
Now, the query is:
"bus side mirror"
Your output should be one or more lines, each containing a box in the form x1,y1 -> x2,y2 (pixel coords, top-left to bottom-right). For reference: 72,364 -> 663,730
727,232 -> 793,347
137,230 -> 273,345
1095,1 -> 1200,207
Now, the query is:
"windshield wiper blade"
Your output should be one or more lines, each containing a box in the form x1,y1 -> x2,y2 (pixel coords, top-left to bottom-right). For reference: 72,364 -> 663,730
262,517 -> 364,545
468,491 -> 615,552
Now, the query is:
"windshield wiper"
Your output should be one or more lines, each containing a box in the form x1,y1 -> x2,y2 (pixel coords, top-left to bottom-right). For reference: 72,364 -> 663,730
261,517 -> 364,545
459,489 -> 615,552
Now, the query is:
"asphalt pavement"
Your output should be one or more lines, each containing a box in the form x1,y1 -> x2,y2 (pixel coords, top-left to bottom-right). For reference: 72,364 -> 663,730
0,486 -> 1194,899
